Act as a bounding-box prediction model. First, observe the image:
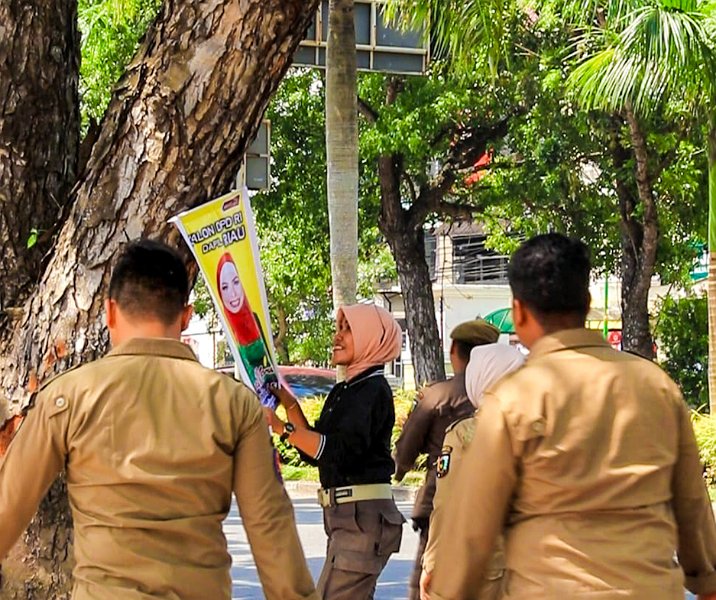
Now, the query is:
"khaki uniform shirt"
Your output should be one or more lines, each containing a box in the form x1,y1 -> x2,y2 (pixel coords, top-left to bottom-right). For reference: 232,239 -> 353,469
422,416 -> 504,600
0,338 -> 317,600
431,329 -> 716,599
393,374 -> 474,519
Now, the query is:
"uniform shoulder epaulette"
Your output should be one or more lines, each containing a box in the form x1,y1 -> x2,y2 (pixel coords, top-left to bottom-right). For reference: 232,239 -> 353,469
23,364 -> 83,413
445,414 -> 473,434
37,364 -> 83,392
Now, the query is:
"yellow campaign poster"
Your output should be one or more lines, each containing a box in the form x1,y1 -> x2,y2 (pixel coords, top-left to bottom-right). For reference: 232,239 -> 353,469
171,188 -> 279,408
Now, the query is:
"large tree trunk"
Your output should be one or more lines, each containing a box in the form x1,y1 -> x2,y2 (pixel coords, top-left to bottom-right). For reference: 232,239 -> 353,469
389,228 -> 445,386
707,114 -> 716,413
622,110 -> 658,359
326,0 -> 358,314
0,3 -> 80,596
609,112 -> 657,359
0,1 -> 319,596
0,0 -> 80,321
378,154 -> 445,386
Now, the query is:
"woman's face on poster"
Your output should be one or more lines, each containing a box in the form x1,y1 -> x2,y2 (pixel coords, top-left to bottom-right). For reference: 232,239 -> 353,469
219,261 -> 244,314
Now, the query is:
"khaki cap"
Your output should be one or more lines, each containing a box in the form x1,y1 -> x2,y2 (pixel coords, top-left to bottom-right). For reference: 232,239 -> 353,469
450,319 -> 500,346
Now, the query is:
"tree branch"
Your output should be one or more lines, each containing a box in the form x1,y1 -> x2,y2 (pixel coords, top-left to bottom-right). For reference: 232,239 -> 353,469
402,171 -> 418,205
428,200 -> 483,221
386,76 -> 405,105
357,96 -> 378,123
407,116 -> 512,229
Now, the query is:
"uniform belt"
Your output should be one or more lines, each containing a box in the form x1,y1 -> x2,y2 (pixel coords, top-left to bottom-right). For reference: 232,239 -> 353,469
317,483 -> 393,508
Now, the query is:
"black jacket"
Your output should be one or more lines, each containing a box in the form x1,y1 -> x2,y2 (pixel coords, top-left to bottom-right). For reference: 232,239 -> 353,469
302,366 -> 395,489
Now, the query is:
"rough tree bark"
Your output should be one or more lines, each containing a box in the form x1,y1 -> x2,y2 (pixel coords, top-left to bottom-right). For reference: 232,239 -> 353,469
0,0 -> 319,596
0,3 -> 80,596
611,110 -> 658,359
0,1 -> 80,321
378,153 -> 445,385
326,0 -> 359,313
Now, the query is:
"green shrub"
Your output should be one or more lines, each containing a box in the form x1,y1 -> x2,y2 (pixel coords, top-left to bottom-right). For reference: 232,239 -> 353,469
392,388 -> 427,471
692,410 -> 716,488
271,387 -> 424,475
392,388 -> 416,446
280,464 -> 320,481
656,294 -> 708,410
273,395 -> 326,467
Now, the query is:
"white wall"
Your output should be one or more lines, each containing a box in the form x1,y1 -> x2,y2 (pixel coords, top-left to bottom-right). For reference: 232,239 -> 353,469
181,314 -> 220,368
434,283 -> 512,354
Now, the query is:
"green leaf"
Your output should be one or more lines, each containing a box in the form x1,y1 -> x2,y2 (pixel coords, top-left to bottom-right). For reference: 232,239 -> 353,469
26,228 -> 38,249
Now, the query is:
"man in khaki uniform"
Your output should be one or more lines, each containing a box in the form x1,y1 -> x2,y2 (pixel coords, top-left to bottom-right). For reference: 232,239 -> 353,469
421,343 -> 524,600
0,239 -> 318,600
394,320 -> 499,600
429,233 -> 716,600
422,418 -> 505,600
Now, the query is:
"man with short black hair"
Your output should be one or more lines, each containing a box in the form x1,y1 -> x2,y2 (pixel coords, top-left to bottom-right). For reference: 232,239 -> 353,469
428,233 -> 716,600
107,238 -> 191,324
0,239 -> 317,600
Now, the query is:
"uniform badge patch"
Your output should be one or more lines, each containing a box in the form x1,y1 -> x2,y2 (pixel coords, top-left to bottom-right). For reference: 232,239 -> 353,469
436,447 -> 452,478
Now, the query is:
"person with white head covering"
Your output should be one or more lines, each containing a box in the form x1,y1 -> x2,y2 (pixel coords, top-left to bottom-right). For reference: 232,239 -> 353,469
465,343 -> 526,409
419,343 -> 524,600
394,319 -> 500,600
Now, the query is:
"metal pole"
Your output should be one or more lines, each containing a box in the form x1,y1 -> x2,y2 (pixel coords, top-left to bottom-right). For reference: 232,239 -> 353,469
603,275 -> 609,338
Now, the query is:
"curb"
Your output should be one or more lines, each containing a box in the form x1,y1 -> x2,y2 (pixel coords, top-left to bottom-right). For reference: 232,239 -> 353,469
284,480 -> 320,497
284,480 -> 418,504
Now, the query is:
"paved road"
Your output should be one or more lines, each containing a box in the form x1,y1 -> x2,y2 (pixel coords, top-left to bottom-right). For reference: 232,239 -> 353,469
227,492 -> 697,600
228,494 -> 418,600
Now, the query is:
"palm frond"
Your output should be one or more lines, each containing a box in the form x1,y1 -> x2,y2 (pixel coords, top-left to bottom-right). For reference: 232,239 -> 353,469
569,0 -> 716,115
620,4 -> 708,66
383,0 -> 515,75
534,0 -> 643,29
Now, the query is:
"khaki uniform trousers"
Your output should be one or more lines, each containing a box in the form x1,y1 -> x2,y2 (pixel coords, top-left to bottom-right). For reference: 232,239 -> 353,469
317,498 -> 404,600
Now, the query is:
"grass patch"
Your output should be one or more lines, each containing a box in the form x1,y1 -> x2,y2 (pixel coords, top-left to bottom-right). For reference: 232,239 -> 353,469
281,464 -> 320,481
398,470 -> 425,487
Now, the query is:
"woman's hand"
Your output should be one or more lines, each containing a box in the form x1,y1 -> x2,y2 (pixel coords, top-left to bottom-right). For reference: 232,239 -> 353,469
268,383 -> 310,429
262,407 -> 284,434
268,383 -> 299,410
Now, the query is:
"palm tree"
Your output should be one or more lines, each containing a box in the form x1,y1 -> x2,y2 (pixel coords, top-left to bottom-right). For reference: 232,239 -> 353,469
326,0 -> 359,318
567,0 -> 716,410
384,0 -> 511,74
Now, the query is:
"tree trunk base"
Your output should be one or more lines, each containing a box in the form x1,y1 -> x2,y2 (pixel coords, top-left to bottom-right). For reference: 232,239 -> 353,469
0,477 -> 74,599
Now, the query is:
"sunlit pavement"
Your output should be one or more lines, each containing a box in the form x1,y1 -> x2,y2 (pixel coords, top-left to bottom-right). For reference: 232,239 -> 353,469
226,488 -> 699,600
228,493 -> 418,600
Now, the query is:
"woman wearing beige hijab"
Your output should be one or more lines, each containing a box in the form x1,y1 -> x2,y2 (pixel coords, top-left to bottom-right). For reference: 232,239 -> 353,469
420,343 -> 525,600
266,304 -> 405,599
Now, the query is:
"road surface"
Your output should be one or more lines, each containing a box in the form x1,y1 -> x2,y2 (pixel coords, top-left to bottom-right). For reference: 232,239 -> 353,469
228,494 -> 417,600
227,490 -> 697,600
